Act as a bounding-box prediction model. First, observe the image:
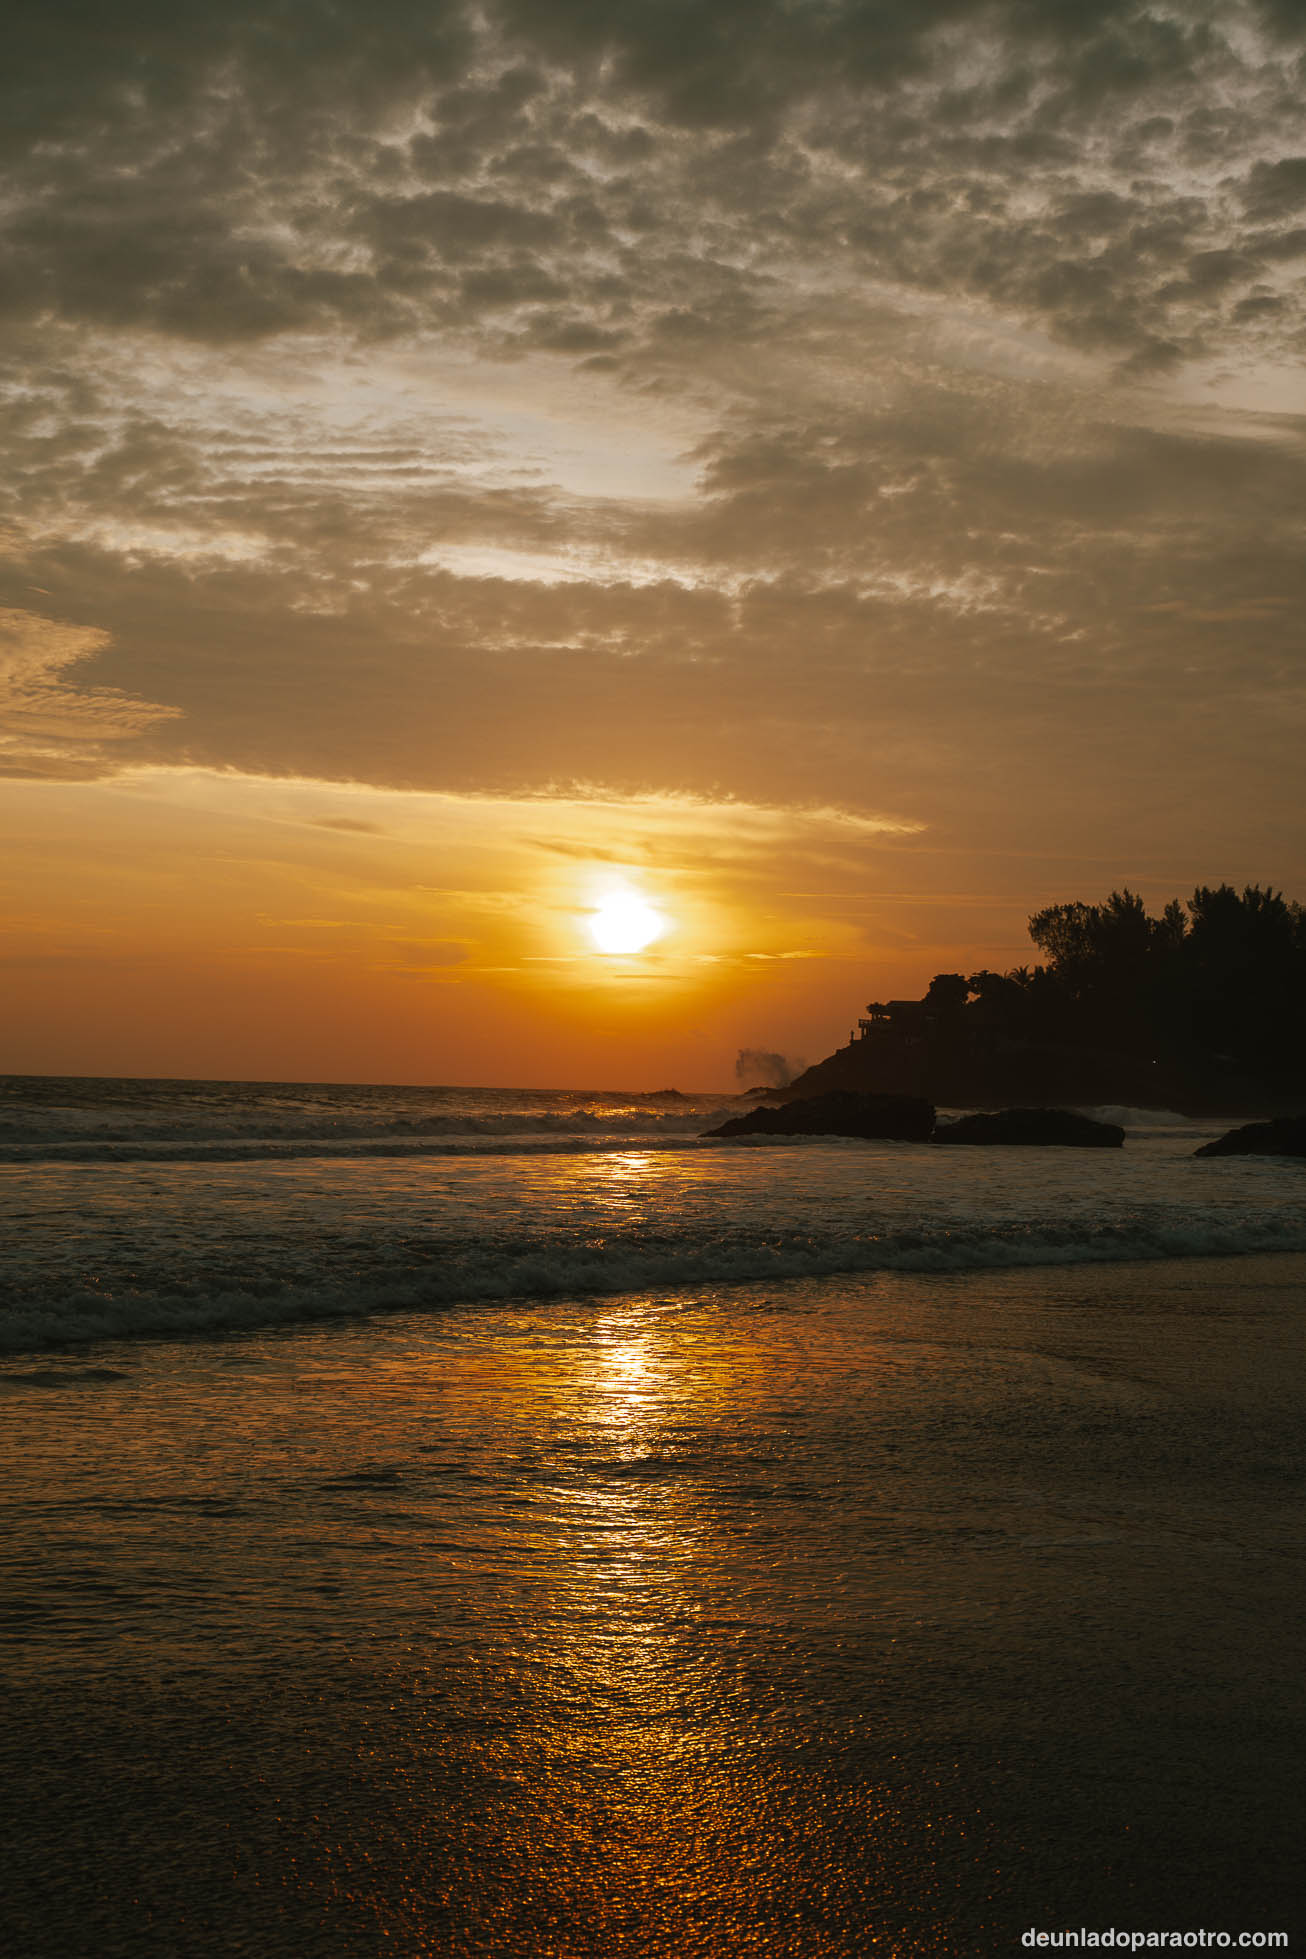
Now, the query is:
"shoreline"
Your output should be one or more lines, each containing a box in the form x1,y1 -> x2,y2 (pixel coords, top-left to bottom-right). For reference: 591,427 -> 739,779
2,1251 -> 1303,1955
5,1242 -> 1306,1370
6,1233 -> 1306,1363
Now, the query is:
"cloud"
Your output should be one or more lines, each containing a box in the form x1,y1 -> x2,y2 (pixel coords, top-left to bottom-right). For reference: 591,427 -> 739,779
1241,155 -> 1306,220
0,607 -> 181,777
1,0 -> 1304,890
383,939 -> 472,968
1,0 -> 1302,372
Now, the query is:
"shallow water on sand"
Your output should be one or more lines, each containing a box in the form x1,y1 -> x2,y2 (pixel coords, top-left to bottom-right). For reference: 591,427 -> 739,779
1,1254 -> 1303,1955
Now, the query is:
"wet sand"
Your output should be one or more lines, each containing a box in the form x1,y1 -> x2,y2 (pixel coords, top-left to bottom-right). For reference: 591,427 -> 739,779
2,1253 -> 1303,1955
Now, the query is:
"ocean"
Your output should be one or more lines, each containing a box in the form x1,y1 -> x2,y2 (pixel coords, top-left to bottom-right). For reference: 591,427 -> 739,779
3,1075 -> 1305,1351
1,1076 -> 1303,1955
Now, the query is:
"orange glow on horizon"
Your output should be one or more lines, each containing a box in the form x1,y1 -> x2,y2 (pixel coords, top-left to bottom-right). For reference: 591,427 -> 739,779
0,766 -> 1045,1087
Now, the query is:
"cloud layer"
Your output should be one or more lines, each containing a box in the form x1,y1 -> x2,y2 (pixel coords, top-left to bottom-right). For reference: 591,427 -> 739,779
3,0 -> 1305,886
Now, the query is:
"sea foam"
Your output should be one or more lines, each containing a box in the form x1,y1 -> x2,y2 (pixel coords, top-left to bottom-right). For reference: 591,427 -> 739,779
5,1210 -> 1305,1354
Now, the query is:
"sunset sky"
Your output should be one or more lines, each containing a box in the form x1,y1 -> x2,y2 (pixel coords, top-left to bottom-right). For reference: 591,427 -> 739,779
3,0 -> 1304,1087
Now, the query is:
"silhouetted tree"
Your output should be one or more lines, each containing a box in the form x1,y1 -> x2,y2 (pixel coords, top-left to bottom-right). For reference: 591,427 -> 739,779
965,967 -> 1040,1036
869,881 -> 1305,1099
924,972 -> 969,1015
1026,888 -> 1166,1051
1183,884 -> 1306,1081
1018,882 -> 1304,1088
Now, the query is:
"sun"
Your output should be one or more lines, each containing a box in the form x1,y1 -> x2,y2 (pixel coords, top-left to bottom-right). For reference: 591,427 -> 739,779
587,887 -> 669,955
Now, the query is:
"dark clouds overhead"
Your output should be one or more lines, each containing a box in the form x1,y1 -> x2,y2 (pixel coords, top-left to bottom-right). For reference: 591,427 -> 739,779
2,0 -> 1305,880
5,0 -> 1304,359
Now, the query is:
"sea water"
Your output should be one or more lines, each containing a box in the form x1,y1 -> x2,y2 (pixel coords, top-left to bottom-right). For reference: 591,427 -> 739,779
1,1077 -> 1303,1955
2,1075 -> 1304,1350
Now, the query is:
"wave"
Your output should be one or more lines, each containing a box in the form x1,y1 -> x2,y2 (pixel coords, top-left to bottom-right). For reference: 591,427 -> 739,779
6,1211 -> 1304,1353
0,1135 -> 716,1165
0,1107 -> 741,1163
0,1113 -> 1236,1167
1077,1104 -> 1221,1133
1,1092 -> 1239,1164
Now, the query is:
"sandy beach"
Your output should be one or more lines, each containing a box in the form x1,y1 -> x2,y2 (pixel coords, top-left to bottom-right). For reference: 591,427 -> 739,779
3,1251 -> 1302,1955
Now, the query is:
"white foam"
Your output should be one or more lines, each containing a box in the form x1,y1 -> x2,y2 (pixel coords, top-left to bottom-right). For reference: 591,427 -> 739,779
1079,1105 -> 1223,1133
0,1105 -> 740,1164
6,1212 -> 1305,1354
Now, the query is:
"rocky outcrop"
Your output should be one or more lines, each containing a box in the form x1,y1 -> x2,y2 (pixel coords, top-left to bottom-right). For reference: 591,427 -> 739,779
1194,1116 -> 1306,1158
705,1090 -> 935,1141
932,1107 -> 1125,1147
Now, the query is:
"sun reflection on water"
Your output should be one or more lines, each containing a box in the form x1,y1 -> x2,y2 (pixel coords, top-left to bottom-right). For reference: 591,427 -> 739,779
422,1288 -> 924,1953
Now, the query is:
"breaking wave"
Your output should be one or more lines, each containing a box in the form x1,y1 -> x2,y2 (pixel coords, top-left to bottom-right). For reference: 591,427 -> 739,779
0,1112 -> 729,1165
0,1112 -> 740,1151
3,1075 -> 1295,1356
5,1210 -> 1305,1354
0,1107 -> 1232,1166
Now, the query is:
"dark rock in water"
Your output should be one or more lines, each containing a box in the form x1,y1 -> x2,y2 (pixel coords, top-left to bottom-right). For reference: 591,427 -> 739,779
1194,1116 -> 1306,1158
705,1090 -> 935,1141
932,1107 -> 1125,1147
